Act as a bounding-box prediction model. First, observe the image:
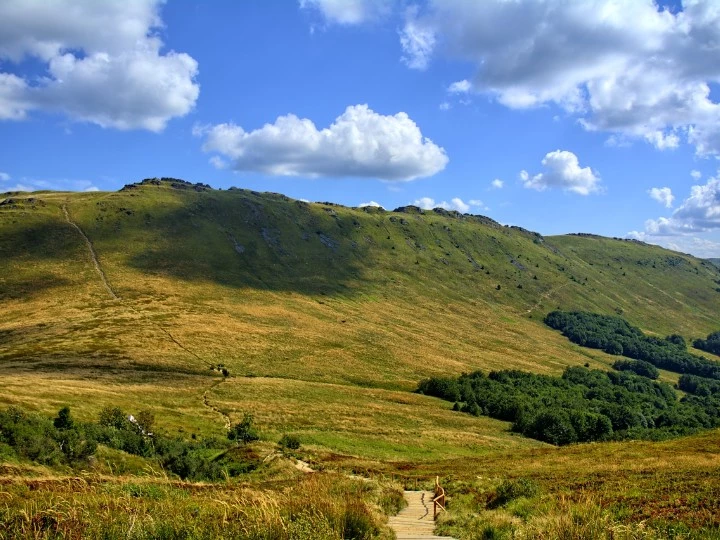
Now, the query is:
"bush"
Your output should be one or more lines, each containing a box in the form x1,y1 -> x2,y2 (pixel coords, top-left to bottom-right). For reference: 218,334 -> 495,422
228,413 -> 260,444
278,434 -> 301,450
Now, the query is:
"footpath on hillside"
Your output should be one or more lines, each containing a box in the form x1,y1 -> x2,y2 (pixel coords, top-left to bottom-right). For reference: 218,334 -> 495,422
388,490 -> 457,540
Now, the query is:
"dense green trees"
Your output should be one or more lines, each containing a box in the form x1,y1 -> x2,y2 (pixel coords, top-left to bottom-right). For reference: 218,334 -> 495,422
0,405 -> 259,481
612,359 -> 659,379
0,406 -> 96,466
693,331 -> 720,356
418,366 -> 720,446
545,311 -> 720,380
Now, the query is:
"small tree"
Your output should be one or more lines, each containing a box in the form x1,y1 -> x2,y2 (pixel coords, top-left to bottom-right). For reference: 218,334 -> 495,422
53,406 -> 74,430
99,406 -> 128,430
135,410 -> 155,434
228,413 -> 259,444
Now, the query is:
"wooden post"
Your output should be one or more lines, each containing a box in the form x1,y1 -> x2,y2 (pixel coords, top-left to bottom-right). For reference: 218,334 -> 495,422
433,475 -> 446,520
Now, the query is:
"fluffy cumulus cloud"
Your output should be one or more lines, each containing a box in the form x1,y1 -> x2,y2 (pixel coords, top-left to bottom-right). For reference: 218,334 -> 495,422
358,200 -> 383,208
648,187 -> 674,208
399,0 -> 720,156
412,196 -> 486,213
198,104 -> 448,181
491,178 -> 504,189
629,173 -> 720,257
299,0 -> 392,25
521,150 -> 601,195
0,0 -> 199,131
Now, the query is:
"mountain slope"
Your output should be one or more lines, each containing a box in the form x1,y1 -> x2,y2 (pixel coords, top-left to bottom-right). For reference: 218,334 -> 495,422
1,179 -> 719,458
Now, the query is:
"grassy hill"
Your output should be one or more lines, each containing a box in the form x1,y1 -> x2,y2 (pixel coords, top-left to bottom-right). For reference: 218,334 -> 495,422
2,178 -> 720,455
2,178 -> 720,536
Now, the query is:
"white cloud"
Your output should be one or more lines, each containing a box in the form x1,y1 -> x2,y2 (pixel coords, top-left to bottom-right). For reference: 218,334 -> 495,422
0,172 -> 10,181
522,150 -> 601,195
199,104 -> 448,181
399,6 -> 436,70
299,0 -> 392,25
648,187 -> 674,208
627,231 -> 720,258
412,196 -> 472,213
413,197 -> 436,210
633,173 -> 720,245
439,101 -> 450,111
0,177 -> 99,193
397,0 -> 720,156
691,170 -> 702,180
468,199 -> 488,211
644,130 -> 680,151
0,0 -> 199,131
358,200 -> 383,208
491,178 -> 503,189
1,183 -> 33,193
448,80 -> 471,94
449,197 -> 469,213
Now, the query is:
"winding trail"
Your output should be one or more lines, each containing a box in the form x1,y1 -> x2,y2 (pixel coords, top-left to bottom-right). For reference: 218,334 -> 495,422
203,378 -> 231,430
62,204 -> 118,300
388,491 -> 456,540
63,202 -> 229,430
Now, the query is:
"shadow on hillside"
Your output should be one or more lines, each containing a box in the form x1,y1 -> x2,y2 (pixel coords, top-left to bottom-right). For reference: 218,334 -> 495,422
123,196 -> 372,296
0,274 -> 72,301
0,221 -> 81,261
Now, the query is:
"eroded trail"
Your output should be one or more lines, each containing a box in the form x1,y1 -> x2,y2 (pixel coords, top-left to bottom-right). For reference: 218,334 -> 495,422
203,378 -> 231,430
388,491 -> 457,540
63,202 -> 228,428
62,204 -> 118,300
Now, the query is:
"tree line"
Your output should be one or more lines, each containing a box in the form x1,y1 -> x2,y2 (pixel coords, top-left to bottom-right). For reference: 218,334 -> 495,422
0,406 -> 281,480
544,311 -> 720,380
693,331 -> 720,356
417,366 -> 720,446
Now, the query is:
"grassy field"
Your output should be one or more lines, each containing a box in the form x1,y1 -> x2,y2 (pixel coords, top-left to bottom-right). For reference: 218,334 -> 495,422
2,179 -> 720,536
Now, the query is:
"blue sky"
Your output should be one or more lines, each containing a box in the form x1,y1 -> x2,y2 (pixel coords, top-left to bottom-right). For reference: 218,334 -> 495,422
1,0 -> 720,256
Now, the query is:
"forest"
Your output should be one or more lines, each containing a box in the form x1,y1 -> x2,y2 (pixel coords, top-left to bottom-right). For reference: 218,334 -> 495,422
544,311 -> 720,379
417,366 -> 720,445
418,310 -> 720,446
694,331 -> 720,356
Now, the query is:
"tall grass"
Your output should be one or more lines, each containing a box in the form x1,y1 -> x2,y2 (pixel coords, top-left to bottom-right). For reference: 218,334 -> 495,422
0,473 -> 393,539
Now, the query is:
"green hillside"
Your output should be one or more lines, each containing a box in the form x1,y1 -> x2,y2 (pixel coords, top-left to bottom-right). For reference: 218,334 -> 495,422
2,178 -> 720,454
3,178 -> 720,537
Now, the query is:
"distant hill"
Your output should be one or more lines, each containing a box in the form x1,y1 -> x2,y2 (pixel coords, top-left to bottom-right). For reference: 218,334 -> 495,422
708,258 -> 720,268
1,177 -> 719,459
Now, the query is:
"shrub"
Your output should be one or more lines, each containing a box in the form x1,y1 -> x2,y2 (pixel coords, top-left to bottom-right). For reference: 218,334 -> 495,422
279,434 -> 301,450
99,406 -> 129,430
228,413 -> 260,444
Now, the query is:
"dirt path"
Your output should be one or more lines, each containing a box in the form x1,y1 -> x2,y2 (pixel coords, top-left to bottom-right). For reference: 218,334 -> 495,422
62,204 -> 118,300
63,202 -> 228,429
202,378 -> 231,430
388,491 -> 457,539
